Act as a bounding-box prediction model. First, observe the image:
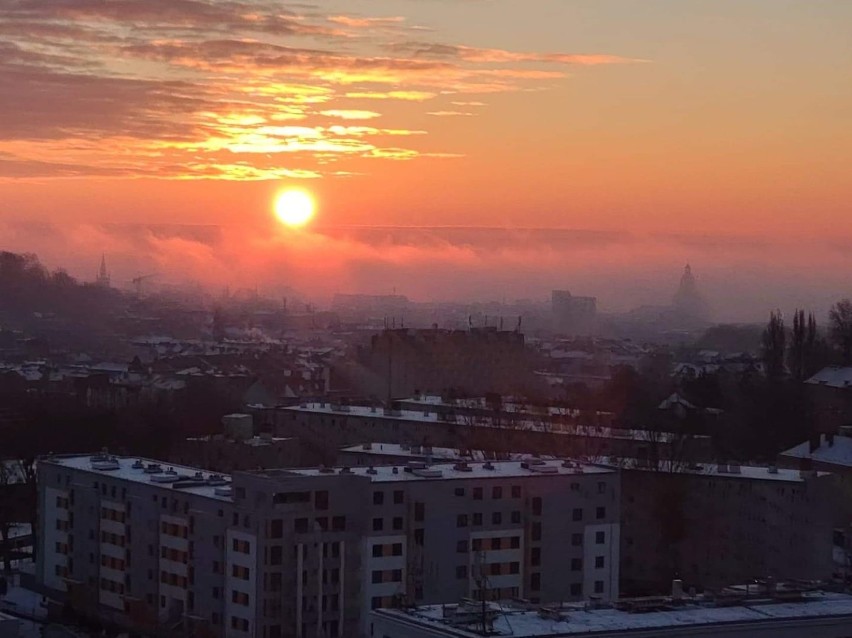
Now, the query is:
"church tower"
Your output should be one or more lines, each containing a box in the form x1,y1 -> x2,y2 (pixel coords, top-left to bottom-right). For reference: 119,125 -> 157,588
96,255 -> 111,288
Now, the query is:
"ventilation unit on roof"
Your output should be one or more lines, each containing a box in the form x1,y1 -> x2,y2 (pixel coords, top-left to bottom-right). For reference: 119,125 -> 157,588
405,461 -> 427,473
453,462 -> 473,472
207,474 -> 229,486
150,473 -> 180,483
413,468 -> 443,478
339,467 -> 353,474
717,464 -> 728,473
483,462 -> 496,471
768,466 -> 779,474
214,486 -> 232,497
132,460 -> 145,470
90,456 -> 120,471
366,466 -> 378,475
529,464 -> 559,474
318,466 -> 335,474
362,443 -> 373,451
143,464 -> 162,474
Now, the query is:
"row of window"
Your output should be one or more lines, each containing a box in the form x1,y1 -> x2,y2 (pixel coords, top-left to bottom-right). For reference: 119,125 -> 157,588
372,490 -> 406,505
160,547 -> 188,563
372,542 -> 403,557
371,568 -> 403,584
160,522 -> 188,538
457,535 -> 522,553
101,555 -> 125,571
100,531 -> 126,547
100,507 -> 126,523
456,511 -> 522,528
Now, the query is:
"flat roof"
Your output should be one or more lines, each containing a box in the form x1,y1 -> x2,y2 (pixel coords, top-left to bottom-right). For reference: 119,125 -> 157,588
596,458 -> 825,484
340,442 -> 557,462
43,455 -> 233,501
283,403 -> 699,442
375,592 -> 852,637
258,459 -> 615,483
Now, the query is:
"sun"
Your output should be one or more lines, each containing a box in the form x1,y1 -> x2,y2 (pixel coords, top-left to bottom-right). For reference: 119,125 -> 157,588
274,189 -> 316,228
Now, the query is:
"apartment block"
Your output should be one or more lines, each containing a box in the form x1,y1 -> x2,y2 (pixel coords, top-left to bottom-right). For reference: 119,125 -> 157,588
619,463 -> 835,595
37,453 -> 620,638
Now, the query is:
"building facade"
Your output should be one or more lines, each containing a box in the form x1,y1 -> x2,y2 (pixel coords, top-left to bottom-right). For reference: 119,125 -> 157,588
37,454 -> 620,638
619,463 -> 835,595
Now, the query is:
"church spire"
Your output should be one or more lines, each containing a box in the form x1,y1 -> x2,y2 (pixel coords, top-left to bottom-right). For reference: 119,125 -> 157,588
97,254 -> 111,287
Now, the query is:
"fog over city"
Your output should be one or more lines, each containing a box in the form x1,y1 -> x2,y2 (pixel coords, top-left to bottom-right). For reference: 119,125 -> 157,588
2,219 -> 851,322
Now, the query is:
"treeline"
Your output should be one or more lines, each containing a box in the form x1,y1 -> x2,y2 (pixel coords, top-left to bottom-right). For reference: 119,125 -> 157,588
0,251 -> 118,315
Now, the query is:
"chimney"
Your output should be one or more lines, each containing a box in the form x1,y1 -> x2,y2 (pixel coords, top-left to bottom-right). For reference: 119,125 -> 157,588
809,434 -> 821,453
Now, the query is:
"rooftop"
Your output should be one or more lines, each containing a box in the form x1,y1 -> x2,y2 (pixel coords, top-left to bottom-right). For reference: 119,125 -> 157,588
340,442 -> 556,462
283,403 -> 694,442
374,591 -> 852,637
780,435 -> 852,467
255,458 -> 615,483
806,366 -> 852,388
597,457 -> 825,483
42,454 -> 233,501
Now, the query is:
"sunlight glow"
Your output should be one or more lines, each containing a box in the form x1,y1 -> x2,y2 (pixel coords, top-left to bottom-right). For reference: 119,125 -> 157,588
274,189 -> 316,228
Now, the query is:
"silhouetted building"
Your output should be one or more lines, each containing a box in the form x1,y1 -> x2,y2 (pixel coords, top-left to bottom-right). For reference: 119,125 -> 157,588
355,328 -> 539,399
619,463 -> 834,595
672,264 -> 709,322
552,291 -> 597,336
95,255 -> 110,288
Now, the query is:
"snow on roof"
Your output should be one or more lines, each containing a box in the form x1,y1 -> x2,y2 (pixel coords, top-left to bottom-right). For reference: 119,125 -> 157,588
376,592 -> 852,637
43,455 -> 233,501
780,435 -> 852,467
806,366 -> 852,388
271,459 -> 614,483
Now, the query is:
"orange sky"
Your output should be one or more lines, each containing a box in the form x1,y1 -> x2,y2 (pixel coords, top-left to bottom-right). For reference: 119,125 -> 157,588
0,0 -> 849,237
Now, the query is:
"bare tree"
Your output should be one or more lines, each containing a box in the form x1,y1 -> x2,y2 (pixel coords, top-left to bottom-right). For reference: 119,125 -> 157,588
830,299 -> 852,364
762,310 -> 786,380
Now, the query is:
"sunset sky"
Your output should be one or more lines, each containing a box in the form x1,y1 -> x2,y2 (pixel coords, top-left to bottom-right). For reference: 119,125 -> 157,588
1,1 -> 851,314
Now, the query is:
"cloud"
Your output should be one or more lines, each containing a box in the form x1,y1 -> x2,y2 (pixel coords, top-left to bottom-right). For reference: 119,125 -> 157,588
320,110 -> 382,121
0,0 -> 642,180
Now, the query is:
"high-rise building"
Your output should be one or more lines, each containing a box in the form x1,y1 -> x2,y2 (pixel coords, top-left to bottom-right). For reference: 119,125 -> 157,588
551,291 -> 597,336
37,453 -> 620,638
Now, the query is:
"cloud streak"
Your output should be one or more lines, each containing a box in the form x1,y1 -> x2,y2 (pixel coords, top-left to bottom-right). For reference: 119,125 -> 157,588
0,0 -> 642,180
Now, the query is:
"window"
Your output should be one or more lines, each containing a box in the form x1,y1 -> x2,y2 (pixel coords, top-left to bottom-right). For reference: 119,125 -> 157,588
509,536 -> 520,549
414,529 -> 424,545
270,546 -> 282,565
597,481 -> 607,494
372,545 -> 382,558
456,565 -> 468,579
530,573 -> 541,591
596,531 -> 605,544
457,514 -> 468,528
473,487 -> 483,500
532,497 -> 542,516
572,533 -> 583,546
392,517 -> 403,531
511,485 -> 521,498
371,597 -> 383,610
315,490 -> 329,511
595,556 -> 605,569
492,512 -> 502,525
391,569 -> 402,581
490,537 -> 501,550
454,487 -> 465,497
492,486 -> 502,499
457,540 -> 468,553
594,580 -> 604,594
371,571 -> 382,584
511,511 -> 521,524
596,506 -> 606,520
270,519 -> 283,539
509,562 -> 519,574
571,558 -> 582,571
572,508 -> 583,522
473,513 -> 482,526
393,490 -> 404,504
392,543 -> 403,556
372,518 -> 383,532
373,491 -> 384,505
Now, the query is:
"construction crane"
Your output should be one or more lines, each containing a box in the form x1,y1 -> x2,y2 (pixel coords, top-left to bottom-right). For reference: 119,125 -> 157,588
130,273 -> 158,297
